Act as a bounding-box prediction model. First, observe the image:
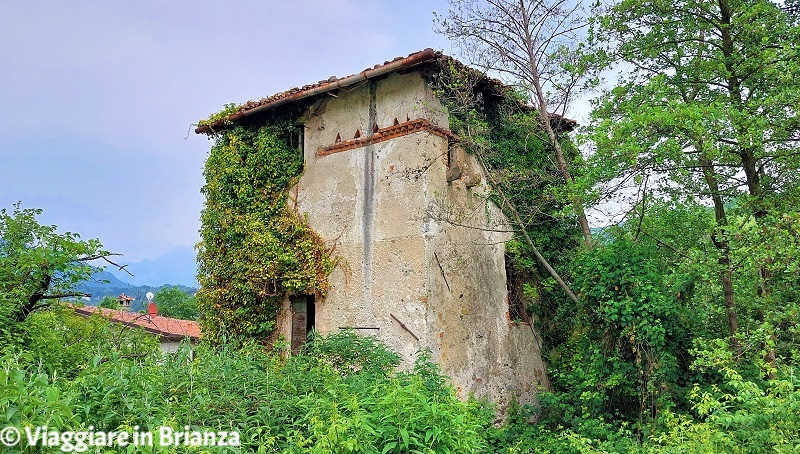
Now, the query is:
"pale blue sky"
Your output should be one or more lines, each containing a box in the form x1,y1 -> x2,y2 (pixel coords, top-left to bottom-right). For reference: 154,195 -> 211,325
0,0 -> 453,264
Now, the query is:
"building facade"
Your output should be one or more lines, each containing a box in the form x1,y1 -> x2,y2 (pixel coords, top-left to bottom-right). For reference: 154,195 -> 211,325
198,49 -> 551,411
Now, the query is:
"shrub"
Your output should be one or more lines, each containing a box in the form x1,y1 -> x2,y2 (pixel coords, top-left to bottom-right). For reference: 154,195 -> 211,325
1,331 -> 488,453
18,305 -> 159,379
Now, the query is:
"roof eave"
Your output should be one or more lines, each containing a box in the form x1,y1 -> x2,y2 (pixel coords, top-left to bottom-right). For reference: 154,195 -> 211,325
72,306 -> 201,340
195,48 -> 438,135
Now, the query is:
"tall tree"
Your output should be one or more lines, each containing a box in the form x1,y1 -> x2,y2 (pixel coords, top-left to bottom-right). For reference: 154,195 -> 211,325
153,286 -> 198,320
588,0 -> 800,354
0,204 -> 124,329
436,0 -> 595,246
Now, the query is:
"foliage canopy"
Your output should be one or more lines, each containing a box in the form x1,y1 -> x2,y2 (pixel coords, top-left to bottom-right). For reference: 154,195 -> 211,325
153,286 -> 198,320
0,204 -> 111,342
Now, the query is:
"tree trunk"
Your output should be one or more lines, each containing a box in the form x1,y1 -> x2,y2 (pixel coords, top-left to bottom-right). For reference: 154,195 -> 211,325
515,3 -> 593,248
476,146 -> 582,305
719,246 -> 742,359
719,0 -> 775,368
530,64 -> 593,247
504,195 -> 581,305
699,153 -> 742,357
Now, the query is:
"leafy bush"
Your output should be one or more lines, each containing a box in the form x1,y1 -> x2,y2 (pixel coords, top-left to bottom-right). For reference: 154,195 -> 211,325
542,234 -> 691,432
648,340 -> 800,453
0,353 -> 80,436
153,286 -> 199,320
1,331 -> 488,453
98,296 -> 121,310
17,305 -> 159,379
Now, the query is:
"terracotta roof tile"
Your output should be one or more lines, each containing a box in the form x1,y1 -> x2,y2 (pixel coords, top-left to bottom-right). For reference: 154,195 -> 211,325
72,305 -> 200,341
196,49 -> 441,134
194,48 -> 577,134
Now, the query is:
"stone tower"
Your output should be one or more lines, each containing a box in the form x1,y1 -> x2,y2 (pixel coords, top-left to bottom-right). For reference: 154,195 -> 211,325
197,49 -> 551,412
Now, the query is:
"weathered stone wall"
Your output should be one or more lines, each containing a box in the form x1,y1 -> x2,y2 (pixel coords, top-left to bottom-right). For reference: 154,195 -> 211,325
277,71 -> 548,413
425,144 -> 551,411
159,339 -> 196,354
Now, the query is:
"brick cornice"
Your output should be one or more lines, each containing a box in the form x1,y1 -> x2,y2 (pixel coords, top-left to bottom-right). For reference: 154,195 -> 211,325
316,118 -> 458,158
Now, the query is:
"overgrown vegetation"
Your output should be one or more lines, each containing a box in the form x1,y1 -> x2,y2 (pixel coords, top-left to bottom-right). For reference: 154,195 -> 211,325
1,208 -> 489,452
428,56 -> 583,309
196,112 -> 334,344
429,0 -> 800,448
16,305 -> 160,379
3,0 -> 799,450
2,327 -> 492,453
8,305 -> 800,453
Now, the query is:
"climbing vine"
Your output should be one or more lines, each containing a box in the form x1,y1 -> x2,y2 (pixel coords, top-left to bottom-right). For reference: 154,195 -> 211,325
428,58 -> 710,433
197,110 -> 334,344
195,58 -> 579,346
197,103 -> 240,128
427,57 -> 582,325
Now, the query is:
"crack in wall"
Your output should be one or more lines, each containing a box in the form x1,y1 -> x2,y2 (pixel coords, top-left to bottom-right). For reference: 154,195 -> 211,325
363,80 -> 378,307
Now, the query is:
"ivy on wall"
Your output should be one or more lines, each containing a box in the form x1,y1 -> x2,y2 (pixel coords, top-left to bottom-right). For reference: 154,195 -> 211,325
427,57 -> 582,326
195,57 -> 578,345
197,113 -> 334,344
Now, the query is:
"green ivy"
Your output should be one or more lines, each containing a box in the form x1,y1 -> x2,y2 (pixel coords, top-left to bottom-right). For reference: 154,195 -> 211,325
197,116 -> 334,344
197,102 -> 241,128
428,56 -> 582,342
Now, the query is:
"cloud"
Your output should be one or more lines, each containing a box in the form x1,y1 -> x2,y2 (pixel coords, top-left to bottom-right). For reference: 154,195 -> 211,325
0,2 -> 156,71
0,0 -> 450,269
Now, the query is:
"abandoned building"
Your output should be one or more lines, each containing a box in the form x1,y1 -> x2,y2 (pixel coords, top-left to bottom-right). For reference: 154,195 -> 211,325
196,49 -> 555,411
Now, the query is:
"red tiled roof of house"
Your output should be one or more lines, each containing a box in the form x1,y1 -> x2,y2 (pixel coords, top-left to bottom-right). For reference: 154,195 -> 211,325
72,305 -> 201,341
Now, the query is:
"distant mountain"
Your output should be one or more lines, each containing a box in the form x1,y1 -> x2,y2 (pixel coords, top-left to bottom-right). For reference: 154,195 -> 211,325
73,246 -> 198,310
80,270 -> 130,289
109,246 -> 198,287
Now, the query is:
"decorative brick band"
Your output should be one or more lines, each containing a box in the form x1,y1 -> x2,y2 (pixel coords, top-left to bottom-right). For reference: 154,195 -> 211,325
316,118 -> 458,158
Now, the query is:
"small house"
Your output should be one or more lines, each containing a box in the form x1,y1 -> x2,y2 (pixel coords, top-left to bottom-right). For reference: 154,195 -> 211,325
117,293 -> 134,311
74,304 -> 200,353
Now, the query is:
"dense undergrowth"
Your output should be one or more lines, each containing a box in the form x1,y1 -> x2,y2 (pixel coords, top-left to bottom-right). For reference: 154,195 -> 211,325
3,306 -> 800,453
423,54 -> 800,452
3,310 -> 491,453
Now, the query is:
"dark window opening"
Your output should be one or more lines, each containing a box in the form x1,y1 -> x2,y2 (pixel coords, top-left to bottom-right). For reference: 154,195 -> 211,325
294,126 -> 305,163
306,296 -> 315,335
505,253 -> 530,325
290,294 -> 315,354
